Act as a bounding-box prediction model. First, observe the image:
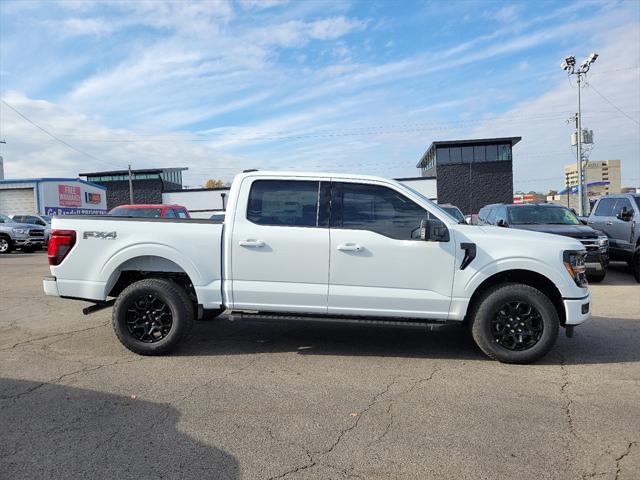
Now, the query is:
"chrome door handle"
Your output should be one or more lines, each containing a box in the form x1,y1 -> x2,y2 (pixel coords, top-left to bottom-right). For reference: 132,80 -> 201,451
337,243 -> 363,252
606,222 -> 613,225
239,239 -> 265,247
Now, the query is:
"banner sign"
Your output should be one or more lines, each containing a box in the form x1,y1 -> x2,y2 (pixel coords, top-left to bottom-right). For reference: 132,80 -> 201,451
85,192 -> 102,204
58,185 -> 82,207
45,206 -> 107,216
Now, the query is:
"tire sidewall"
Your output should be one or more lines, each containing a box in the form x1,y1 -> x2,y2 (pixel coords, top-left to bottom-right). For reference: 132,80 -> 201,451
472,284 -> 559,364
0,236 -> 12,254
113,279 -> 193,355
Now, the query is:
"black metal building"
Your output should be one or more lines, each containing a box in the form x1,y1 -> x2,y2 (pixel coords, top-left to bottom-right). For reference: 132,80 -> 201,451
416,137 -> 521,214
79,167 -> 187,210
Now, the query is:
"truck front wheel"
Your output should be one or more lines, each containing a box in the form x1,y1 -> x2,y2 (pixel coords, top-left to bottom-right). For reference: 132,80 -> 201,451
112,278 -> 194,355
469,283 -> 559,364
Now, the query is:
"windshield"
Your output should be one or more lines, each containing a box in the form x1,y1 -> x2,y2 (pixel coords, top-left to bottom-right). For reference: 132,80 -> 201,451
0,214 -> 13,223
110,207 -> 163,218
508,206 -> 581,225
441,206 -> 465,223
396,183 -> 459,223
634,195 -> 640,210
41,215 -> 52,223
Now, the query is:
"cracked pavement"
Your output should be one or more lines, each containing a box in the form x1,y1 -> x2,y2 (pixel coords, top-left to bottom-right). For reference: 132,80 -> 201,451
1,253 -> 639,479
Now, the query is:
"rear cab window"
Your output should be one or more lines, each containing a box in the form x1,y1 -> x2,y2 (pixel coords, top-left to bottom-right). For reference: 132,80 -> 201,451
247,180 -> 320,227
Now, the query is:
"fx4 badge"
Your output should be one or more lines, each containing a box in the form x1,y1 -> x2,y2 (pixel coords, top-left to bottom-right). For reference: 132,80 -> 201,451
83,231 -> 117,240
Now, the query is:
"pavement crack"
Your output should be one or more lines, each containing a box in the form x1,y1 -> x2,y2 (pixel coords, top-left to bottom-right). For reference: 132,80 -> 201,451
615,441 -> 638,480
0,322 -> 110,352
558,354 -> 577,439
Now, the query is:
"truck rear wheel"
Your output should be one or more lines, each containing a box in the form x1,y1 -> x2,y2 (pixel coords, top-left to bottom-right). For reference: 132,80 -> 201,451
112,278 -> 194,355
469,283 -> 559,364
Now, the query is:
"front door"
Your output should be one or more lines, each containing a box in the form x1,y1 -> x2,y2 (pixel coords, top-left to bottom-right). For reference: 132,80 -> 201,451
328,181 -> 457,320
609,197 -> 636,253
230,177 -> 330,314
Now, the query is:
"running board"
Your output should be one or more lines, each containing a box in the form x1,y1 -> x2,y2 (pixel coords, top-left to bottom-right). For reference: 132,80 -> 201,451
227,312 -> 450,330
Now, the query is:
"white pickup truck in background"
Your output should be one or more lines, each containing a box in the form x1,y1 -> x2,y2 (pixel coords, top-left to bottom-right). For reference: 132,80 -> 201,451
43,171 -> 592,363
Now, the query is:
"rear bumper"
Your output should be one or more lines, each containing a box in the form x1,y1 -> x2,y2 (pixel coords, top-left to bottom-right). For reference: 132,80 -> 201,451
563,292 -> 592,326
43,276 -> 60,297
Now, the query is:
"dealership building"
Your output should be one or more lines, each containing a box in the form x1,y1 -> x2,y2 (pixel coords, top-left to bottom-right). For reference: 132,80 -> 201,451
80,167 -> 187,210
416,137 -> 520,214
0,177 -> 107,215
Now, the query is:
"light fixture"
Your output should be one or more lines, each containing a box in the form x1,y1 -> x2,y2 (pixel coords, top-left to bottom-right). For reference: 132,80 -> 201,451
565,56 -> 576,66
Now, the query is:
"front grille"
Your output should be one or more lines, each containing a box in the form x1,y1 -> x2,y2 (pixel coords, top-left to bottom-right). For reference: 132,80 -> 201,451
579,238 -> 600,251
28,229 -> 44,238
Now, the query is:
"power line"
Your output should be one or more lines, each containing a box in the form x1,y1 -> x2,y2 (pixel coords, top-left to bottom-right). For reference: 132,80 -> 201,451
585,82 -> 640,126
0,99 -> 123,169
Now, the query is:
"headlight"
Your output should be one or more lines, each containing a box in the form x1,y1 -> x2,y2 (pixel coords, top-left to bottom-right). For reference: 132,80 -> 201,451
12,228 -> 28,235
597,235 -> 608,248
563,250 -> 588,287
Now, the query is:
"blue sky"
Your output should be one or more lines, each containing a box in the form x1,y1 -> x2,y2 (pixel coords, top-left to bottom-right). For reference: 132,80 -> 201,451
0,0 -> 639,191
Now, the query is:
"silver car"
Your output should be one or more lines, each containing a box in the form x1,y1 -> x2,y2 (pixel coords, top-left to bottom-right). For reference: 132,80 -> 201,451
0,214 -> 46,253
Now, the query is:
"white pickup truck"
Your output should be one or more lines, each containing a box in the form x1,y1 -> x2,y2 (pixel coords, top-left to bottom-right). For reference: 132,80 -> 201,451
43,171 -> 592,363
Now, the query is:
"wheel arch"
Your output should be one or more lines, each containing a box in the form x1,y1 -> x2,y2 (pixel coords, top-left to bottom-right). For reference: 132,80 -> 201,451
465,269 -> 566,326
105,255 -> 198,302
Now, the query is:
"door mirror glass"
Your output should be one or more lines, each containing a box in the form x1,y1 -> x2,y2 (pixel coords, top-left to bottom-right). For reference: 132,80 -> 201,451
617,207 -> 634,221
420,218 -> 450,242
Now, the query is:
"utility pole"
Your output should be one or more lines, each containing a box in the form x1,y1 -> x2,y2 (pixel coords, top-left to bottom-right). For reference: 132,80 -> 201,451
128,164 -> 134,204
561,52 -> 598,216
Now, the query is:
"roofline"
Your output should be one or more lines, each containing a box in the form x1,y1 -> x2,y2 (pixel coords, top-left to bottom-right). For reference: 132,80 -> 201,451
416,136 -> 522,168
163,187 -> 230,193
394,176 -> 437,181
0,177 -> 107,191
79,167 -> 188,176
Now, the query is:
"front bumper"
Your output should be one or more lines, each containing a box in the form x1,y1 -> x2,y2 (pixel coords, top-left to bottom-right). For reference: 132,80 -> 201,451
563,292 -> 592,325
584,250 -> 608,273
43,276 -> 60,297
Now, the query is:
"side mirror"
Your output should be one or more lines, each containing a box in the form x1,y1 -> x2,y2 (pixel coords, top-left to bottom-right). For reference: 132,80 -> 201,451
617,207 -> 634,222
464,215 -> 472,225
496,219 -> 507,227
420,218 -> 450,242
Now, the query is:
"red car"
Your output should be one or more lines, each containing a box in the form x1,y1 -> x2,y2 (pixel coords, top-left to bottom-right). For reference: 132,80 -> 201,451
109,204 -> 191,219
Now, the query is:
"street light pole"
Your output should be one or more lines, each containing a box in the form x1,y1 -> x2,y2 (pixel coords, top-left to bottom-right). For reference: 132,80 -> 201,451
561,52 -> 598,216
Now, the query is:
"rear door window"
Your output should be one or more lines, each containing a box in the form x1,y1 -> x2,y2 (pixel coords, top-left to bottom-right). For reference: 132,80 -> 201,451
593,198 -> 616,216
247,180 -> 320,227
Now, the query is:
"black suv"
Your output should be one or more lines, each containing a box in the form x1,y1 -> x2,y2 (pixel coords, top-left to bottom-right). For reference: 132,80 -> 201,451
478,203 -> 609,282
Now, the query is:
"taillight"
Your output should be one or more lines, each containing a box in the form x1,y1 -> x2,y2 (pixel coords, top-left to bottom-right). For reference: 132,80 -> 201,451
48,230 -> 76,266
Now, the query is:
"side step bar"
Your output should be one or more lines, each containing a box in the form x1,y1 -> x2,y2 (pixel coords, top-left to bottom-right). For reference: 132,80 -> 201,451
227,312 -> 451,330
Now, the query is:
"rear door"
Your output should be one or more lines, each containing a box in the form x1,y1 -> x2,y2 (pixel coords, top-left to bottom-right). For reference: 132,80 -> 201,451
327,181 -> 456,319
230,177 -> 330,314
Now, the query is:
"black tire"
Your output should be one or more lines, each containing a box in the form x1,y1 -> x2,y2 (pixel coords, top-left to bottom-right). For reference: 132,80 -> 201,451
0,235 -> 12,254
633,247 -> 640,283
587,271 -> 606,283
112,278 -> 194,355
469,283 -> 559,364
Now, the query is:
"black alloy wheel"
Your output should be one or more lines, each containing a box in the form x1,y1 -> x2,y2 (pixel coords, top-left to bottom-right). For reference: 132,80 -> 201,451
125,293 -> 173,342
491,301 -> 544,351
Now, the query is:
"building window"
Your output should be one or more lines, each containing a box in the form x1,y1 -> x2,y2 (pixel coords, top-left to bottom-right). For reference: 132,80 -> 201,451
473,145 -> 485,162
485,144 -> 498,162
462,146 -> 474,163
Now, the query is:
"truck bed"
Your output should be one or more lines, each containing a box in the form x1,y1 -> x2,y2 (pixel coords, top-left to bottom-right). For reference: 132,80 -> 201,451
48,216 -> 224,309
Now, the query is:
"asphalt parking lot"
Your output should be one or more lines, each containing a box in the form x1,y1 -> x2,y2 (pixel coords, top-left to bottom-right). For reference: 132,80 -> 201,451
1,252 -> 638,480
